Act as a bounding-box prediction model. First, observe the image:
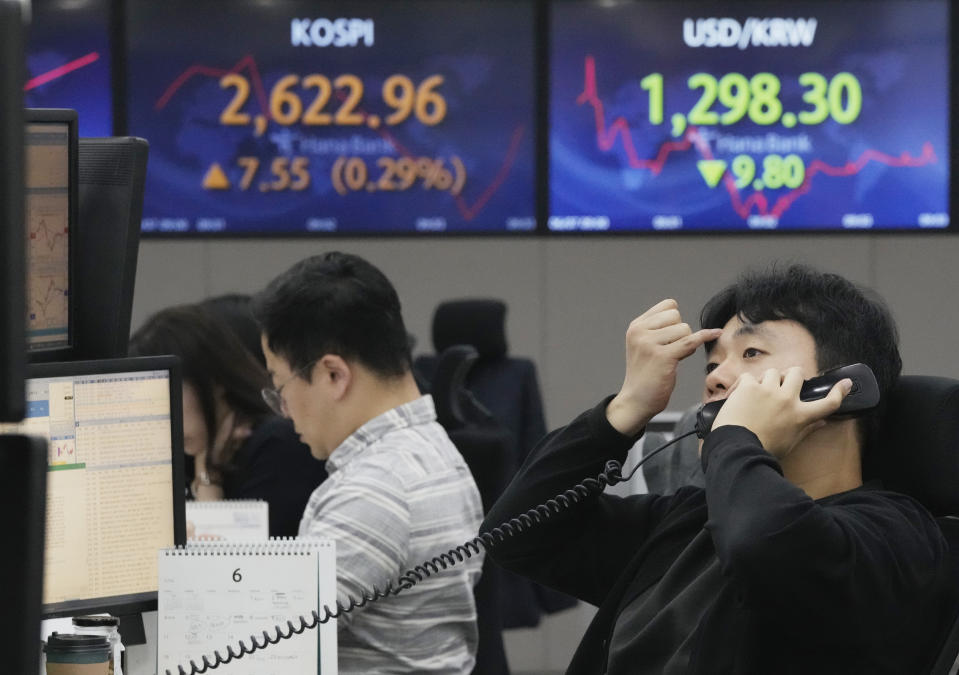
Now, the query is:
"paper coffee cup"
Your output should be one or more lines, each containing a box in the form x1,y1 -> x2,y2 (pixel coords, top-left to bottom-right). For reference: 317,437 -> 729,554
43,633 -> 111,675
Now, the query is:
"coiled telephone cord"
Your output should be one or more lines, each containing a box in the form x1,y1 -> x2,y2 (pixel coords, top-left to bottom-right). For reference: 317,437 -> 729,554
166,429 -> 698,674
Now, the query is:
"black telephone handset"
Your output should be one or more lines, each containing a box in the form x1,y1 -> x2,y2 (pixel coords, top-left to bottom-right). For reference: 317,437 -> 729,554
695,363 -> 880,439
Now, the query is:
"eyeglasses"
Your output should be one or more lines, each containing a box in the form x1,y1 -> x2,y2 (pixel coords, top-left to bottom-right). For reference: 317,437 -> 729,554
261,360 -> 317,416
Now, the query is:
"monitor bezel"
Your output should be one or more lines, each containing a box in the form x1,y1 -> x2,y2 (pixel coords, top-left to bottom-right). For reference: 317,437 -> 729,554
0,0 -> 26,422
26,355 -> 186,620
23,108 -> 80,359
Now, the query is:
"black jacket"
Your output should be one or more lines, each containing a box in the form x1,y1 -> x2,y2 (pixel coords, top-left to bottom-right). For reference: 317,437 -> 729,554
482,398 -> 953,674
223,416 -> 327,537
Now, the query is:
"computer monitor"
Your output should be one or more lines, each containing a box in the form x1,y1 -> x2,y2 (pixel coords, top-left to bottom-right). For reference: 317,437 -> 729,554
0,0 -> 26,422
0,435 -> 48,675
24,108 -> 78,359
76,137 -> 149,359
0,356 -> 187,618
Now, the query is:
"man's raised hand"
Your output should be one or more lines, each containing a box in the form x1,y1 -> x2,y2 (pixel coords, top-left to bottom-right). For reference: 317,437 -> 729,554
606,299 -> 723,437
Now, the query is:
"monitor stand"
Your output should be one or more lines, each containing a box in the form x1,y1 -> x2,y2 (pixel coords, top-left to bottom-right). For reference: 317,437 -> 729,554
124,611 -> 158,674
118,612 -> 146,675
118,612 -> 146,646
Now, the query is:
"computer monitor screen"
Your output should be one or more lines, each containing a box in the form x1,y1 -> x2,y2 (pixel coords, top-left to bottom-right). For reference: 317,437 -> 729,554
25,0 -> 114,137
25,108 -> 77,357
548,0 -> 952,232
0,0 -> 26,422
0,356 -> 186,618
126,0 -> 536,235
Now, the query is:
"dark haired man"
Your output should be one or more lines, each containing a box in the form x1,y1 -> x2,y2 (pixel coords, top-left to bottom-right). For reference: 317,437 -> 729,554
253,252 -> 484,674
483,265 -> 953,674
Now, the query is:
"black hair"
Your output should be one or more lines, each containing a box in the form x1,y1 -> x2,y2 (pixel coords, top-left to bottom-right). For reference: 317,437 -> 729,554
128,304 -> 271,472
200,293 -> 266,367
699,264 -> 902,453
251,252 -> 412,380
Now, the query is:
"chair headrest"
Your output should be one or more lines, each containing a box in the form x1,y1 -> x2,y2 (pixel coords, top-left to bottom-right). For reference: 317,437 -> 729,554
871,376 -> 959,517
431,299 -> 507,360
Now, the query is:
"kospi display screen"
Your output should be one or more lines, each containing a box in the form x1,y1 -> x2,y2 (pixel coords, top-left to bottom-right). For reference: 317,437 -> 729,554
126,0 -> 536,235
549,0 -> 951,232
25,0 -> 113,137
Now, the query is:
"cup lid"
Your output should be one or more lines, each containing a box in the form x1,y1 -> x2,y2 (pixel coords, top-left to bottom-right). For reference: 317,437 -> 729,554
44,632 -> 111,654
72,615 -> 120,628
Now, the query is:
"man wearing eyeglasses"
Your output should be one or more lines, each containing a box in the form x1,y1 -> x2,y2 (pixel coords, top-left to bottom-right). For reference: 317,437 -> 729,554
252,252 -> 484,675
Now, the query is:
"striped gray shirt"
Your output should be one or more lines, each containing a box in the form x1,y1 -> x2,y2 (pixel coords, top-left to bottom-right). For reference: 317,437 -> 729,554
298,395 -> 484,674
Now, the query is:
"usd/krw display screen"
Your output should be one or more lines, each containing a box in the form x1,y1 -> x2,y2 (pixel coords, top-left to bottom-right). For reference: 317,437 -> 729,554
127,0 -> 536,235
549,0 -> 950,232
25,0 -> 113,137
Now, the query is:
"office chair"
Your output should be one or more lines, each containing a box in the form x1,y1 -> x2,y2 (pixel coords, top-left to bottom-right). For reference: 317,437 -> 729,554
415,299 -> 577,627
866,376 -> 959,674
429,344 -> 513,675
415,299 -> 549,466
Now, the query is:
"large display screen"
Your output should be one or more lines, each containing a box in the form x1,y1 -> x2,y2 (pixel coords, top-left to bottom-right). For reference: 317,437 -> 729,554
25,0 -> 113,137
127,0 -> 536,235
549,0 -> 951,232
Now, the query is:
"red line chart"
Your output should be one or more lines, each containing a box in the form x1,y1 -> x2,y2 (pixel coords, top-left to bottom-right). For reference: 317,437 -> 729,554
577,55 -> 938,220
24,52 -> 101,91
30,219 -> 69,254
32,278 -> 68,321
155,55 -> 524,222
577,57 -> 694,176
155,54 -> 269,114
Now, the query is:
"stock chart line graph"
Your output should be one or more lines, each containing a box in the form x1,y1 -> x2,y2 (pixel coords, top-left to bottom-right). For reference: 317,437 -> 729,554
155,54 -> 270,114
30,217 -> 69,255
577,56 -> 695,175
26,198 -> 70,345
575,54 -> 939,222
24,51 -> 100,92
32,278 -> 69,324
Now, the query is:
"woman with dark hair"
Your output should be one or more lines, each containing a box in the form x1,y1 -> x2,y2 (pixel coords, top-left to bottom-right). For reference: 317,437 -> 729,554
129,303 -> 327,537
200,293 -> 266,367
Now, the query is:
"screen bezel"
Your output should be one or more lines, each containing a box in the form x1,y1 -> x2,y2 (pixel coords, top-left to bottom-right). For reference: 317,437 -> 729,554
23,108 -> 80,358
27,355 -> 187,620
0,0 -> 26,422
545,0 -> 956,236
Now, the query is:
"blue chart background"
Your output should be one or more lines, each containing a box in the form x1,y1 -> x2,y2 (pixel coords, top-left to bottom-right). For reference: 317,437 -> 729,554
550,0 -> 950,231
127,0 -> 536,235
25,0 -> 113,137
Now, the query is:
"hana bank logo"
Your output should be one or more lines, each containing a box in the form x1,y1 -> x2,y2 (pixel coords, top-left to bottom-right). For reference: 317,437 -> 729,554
683,17 -> 818,49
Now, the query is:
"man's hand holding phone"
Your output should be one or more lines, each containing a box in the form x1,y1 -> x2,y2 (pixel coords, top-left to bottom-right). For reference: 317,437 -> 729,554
711,367 -> 852,458
606,299 -> 723,437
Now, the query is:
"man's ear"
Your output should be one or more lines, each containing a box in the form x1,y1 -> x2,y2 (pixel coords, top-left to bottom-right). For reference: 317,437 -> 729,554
317,354 -> 352,400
